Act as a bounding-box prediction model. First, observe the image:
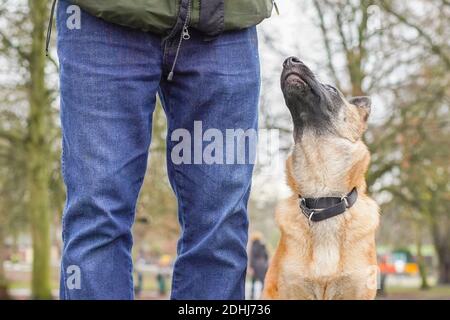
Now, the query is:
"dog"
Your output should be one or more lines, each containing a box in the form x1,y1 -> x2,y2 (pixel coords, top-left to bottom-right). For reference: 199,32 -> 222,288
262,57 -> 380,300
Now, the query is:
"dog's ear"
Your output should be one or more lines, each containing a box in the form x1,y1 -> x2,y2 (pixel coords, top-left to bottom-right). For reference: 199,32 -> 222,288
349,96 -> 372,122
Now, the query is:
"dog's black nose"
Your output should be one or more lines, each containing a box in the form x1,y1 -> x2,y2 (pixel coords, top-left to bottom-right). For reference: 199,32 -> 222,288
283,56 -> 302,68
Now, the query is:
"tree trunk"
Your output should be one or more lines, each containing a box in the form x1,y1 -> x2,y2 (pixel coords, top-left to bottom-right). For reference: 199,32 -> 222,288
0,226 -> 9,300
26,0 -> 53,299
415,227 -> 429,290
431,220 -> 450,285
436,244 -> 450,285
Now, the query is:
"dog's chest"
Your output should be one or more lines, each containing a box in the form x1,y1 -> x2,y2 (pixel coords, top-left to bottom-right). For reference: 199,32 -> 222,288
309,221 -> 343,276
280,219 -> 346,299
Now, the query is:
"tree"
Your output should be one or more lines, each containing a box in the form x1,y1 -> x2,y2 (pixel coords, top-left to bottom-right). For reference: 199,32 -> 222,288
284,0 -> 449,286
376,0 -> 450,284
0,0 -> 60,298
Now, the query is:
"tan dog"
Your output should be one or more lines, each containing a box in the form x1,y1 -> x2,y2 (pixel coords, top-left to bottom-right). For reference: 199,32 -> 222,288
262,57 -> 380,300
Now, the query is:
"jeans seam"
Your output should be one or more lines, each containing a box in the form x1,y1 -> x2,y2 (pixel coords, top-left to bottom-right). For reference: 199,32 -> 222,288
128,252 -> 134,299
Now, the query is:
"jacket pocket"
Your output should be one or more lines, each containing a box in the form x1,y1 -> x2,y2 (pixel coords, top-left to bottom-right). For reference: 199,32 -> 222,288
71,0 -> 179,34
224,0 -> 274,31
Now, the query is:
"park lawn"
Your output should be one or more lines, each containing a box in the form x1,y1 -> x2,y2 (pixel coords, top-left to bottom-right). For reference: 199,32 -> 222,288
9,274 -> 162,291
8,275 -> 164,300
384,286 -> 450,300
9,279 -> 59,291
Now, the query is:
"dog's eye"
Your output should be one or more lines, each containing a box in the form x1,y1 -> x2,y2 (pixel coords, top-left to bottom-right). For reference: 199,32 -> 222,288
327,85 -> 338,93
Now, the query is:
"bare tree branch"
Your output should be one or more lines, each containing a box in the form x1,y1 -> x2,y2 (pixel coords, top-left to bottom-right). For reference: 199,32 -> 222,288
380,0 -> 450,69
312,0 -> 343,89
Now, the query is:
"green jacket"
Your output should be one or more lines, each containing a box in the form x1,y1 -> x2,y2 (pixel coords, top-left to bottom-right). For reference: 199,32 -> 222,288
69,0 -> 274,36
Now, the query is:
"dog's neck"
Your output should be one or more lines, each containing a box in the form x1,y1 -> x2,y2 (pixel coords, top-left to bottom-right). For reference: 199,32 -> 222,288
288,130 -> 369,198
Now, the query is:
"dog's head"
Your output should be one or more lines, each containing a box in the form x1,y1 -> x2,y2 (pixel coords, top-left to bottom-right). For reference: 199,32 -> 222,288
281,57 -> 372,195
281,57 -> 371,142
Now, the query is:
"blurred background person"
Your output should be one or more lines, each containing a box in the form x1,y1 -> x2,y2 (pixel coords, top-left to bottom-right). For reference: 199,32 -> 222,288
249,232 -> 269,300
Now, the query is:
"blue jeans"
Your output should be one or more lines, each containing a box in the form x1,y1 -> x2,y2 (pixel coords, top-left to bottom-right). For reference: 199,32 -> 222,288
57,1 -> 260,300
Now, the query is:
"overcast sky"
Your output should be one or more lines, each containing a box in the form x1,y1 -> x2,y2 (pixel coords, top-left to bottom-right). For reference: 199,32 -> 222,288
254,1 -> 335,200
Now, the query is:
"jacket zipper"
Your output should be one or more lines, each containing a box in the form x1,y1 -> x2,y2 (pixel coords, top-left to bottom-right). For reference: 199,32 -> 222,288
45,0 -> 58,57
167,0 -> 192,81
273,1 -> 280,15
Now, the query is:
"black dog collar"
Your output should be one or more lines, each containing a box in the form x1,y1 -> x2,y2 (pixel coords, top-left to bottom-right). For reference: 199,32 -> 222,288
299,188 -> 358,223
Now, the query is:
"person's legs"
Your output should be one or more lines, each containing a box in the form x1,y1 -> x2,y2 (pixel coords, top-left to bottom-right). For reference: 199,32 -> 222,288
159,27 -> 260,300
57,0 -> 162,299
251,276 -> 257,300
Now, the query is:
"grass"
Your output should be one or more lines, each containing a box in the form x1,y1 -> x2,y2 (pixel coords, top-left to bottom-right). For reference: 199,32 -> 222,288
8,276 -> 162,290
9,279 -> 60,291
382,286 -> 450,300
6,269 -> 450,300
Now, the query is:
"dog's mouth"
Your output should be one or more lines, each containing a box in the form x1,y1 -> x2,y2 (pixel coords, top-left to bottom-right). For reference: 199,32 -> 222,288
281,59 -> 341,136
283,71 -> 309,88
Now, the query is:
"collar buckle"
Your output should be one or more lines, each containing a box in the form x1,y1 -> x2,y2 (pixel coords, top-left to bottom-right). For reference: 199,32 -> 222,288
300,198 -> 316,222
308,210 -> 316,223
341,195 -> 350,208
